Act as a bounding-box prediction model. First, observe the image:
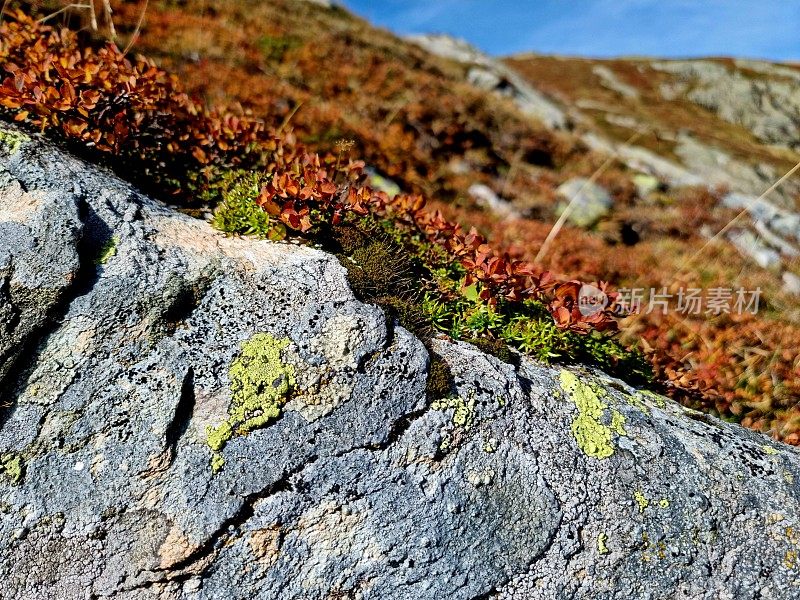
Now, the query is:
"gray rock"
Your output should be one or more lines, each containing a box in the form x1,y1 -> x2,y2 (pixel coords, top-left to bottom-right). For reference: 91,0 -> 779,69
723,192 -> 800,242
592,65 -> 640,99
468,183 -> 520,219
653,59 -> 800,153
720,192 -> 800,267
407,34 -> 567,129
556,178 -> 613,227
581,132 -> 704,189
2,130 -> 800,599
783,272 -> 800,296
0,128 -> 83,385
674,135 -> 783,200
727,229 -> 782,269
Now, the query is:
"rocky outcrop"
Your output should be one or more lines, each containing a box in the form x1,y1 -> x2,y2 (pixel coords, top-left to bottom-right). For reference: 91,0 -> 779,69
654,59 -> 800,152
406,34 -> 567,129
722,192 -> 800,273
2,130 -> 800,599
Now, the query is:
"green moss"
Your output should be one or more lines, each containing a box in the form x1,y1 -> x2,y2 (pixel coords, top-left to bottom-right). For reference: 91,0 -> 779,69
331,223 -> 369,254
0,453 -> 23,485
346,240 -> 416,299
373,295 -> 430,340
210,171 -> 286,240
330,220 -> 455,402
560,370 -> 627,459
467,336 -> 515,365
598,532 -> 610,555
207,333 -> 296,471
426,354 -> 453,401
0,127 -> 29,155
95,236 -> 118,265
424,288 -> 651,384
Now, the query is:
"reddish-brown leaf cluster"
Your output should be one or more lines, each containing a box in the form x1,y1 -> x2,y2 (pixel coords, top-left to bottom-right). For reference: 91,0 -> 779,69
364,192 -> 620,332
0,10 -> 271,199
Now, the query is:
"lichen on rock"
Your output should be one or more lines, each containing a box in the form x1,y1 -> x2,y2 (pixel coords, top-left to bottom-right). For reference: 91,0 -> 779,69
559,369 -> 626,459
94,235 -> 118,265
431,395 -> 476,430
597,532 -> 610,555
206,333 -> 296,471
0,453 -> 23,485
0,126 -> 29,155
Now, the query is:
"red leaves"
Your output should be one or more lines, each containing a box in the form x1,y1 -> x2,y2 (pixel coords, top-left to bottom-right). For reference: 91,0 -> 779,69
355,186 -> 619,332
0,10 -> 268,172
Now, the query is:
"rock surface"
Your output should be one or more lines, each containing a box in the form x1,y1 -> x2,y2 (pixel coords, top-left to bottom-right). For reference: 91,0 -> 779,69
2,131 -> 800,599
653,59 -> 800,152
407,34 -> 567,129
556,178 -> 613,228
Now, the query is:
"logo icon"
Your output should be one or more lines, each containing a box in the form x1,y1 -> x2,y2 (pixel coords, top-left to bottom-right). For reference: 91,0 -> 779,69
578,283 -> 609,317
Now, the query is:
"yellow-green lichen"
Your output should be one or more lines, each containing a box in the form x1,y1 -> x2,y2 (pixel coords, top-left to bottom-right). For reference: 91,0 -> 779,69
656,540 -> 667,559
206,333 -> 296,471
785,527 -> 800,569
625,392 -> 650,413
658,498 -> 670,508
763,445 -> 780,456
431,395 -> 476,430
1,453 -> 23,485
210,453 -> 225,473
95,236 -> 119,265
0,128 -> 29,155
634,490 -> 650,513
559,370 -> 626,459
598,532 -> 610,555
610,410 -> 627,436
639,531 -> 666,561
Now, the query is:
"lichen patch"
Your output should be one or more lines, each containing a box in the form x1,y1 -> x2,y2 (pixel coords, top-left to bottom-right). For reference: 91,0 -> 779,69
0,453 -> 23,485
206,333 -> 296,471
559,370 -> 627,459
0,127 -> 30,155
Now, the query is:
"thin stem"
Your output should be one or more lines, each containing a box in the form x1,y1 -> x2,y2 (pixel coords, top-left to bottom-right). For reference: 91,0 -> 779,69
123,0 -> 149,55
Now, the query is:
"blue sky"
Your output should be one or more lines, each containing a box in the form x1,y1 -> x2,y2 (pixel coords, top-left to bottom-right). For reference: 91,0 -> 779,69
339,1 -> 800,61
